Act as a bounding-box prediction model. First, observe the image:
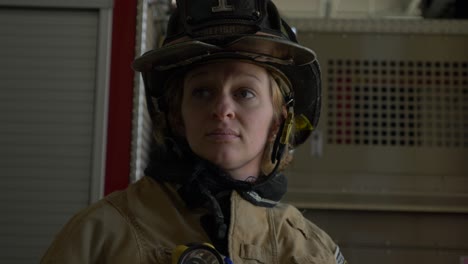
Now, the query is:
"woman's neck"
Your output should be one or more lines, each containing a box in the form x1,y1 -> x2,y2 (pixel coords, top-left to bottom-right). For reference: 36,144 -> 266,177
225,166 -> 260,182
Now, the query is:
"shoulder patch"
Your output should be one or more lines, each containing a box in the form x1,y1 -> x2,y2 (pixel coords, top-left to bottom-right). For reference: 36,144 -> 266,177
334,246 -> 347,264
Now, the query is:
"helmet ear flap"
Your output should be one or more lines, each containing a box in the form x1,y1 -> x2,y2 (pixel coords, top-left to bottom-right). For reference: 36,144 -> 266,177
143,71 -> 170,123
310,60 -> 322,129
143,72 -> 158,119
290,60 -> 322,146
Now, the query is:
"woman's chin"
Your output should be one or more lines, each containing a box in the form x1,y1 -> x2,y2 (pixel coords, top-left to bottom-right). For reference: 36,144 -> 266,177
199,152 -> 261,180
198,150 -> 239,169
204,153 -> 237,169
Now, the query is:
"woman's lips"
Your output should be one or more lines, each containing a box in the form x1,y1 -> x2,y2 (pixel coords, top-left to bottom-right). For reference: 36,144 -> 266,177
206,128 -> 240,141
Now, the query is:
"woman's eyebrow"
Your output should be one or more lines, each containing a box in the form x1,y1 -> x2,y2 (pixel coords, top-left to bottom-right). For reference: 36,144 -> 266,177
185,71 -> 209,82
243,73 -> 262,83
186,70 -> 262,83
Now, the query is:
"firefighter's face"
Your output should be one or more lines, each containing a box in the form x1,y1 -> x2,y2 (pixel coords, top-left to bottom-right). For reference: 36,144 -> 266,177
181,61 -> 277,180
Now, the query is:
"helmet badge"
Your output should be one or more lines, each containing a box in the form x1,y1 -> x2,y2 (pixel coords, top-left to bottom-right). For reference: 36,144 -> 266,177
212,0 -> 234,12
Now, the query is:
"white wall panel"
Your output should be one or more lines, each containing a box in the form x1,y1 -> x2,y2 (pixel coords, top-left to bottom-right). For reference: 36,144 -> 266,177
0,6 -> 109,263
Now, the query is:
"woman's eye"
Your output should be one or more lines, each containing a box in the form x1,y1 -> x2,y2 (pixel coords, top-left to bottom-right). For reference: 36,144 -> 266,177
192,88 -> 211,98
236,89 -> 255,99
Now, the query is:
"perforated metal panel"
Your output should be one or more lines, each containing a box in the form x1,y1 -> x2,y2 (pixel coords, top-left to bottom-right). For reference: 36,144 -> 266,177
327,59 -> 468,148
284,19 -> 468,213
283,19 -> 468,263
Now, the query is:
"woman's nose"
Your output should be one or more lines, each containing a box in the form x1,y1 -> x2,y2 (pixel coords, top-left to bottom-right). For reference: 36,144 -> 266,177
212,94 -> 235,120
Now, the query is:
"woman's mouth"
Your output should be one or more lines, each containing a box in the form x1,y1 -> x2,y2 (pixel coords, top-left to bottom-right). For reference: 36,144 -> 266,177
206,128 -> 240,141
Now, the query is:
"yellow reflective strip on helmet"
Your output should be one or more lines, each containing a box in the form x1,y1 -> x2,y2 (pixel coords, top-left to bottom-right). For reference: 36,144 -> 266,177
295,114 -> 314,131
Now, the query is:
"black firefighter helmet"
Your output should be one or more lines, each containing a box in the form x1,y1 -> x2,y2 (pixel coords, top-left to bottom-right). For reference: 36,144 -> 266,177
132,0 -> 321,148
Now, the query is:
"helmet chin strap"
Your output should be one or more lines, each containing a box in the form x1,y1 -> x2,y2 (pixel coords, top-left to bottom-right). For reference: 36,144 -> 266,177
268,95 -> 294,178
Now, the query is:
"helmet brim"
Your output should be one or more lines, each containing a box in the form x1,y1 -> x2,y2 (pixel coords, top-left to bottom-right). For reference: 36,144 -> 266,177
132,35 -> 316,72
133,35 -> 321,147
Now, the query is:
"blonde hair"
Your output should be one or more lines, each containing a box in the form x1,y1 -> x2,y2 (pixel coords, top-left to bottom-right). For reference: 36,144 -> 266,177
151,65 -> 294,175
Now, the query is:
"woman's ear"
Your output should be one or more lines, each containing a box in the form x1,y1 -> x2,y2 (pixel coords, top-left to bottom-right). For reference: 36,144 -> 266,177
168,114 -> 186,138
176,120 -> 186,138
269,122 -> 280,142
269,106 -> 287,141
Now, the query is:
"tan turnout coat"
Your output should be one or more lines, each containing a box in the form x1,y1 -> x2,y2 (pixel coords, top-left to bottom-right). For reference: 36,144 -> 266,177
41,176 -> 341,263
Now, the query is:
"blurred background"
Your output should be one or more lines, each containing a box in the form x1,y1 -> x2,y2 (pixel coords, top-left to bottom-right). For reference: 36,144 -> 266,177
0,0 -> 467,263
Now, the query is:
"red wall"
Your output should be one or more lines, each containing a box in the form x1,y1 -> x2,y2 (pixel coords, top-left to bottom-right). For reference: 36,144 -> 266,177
105,0 -> 137,195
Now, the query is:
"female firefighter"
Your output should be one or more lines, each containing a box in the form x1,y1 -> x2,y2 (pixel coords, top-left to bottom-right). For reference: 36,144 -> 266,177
41,0 -> 347,263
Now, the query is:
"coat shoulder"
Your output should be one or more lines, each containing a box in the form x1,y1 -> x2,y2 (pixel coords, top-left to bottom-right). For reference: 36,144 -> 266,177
41,189 -> 139,263
271,203 -> 341,263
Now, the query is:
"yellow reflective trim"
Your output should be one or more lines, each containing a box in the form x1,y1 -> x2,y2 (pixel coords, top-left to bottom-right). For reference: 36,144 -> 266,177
294,114 -> 314,131
172,245 -> 189,264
